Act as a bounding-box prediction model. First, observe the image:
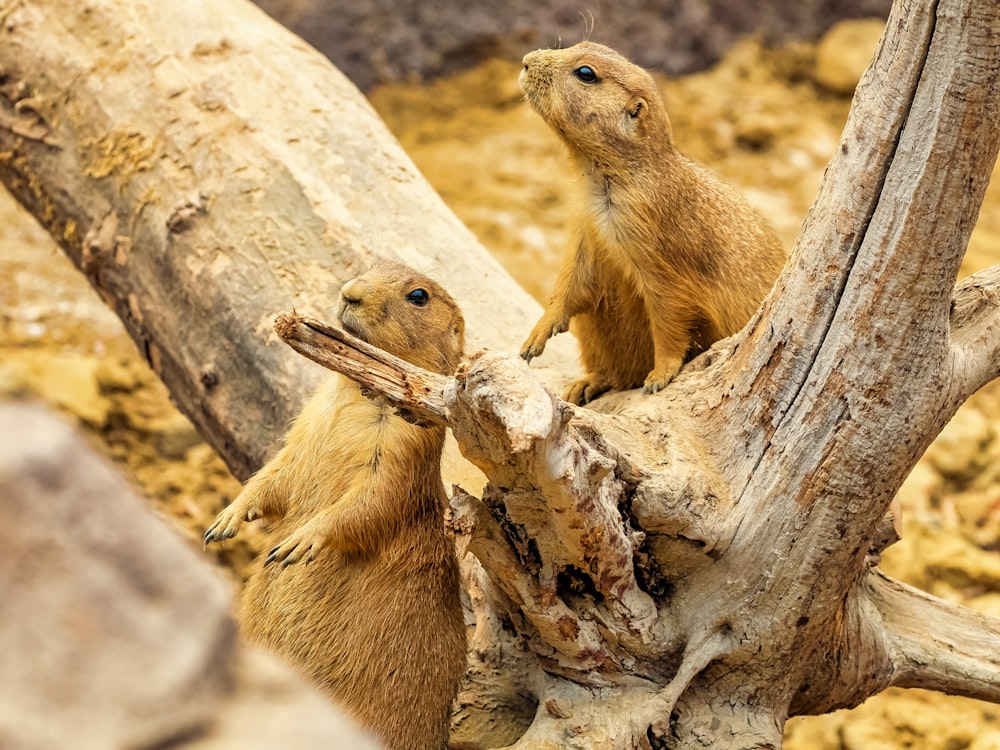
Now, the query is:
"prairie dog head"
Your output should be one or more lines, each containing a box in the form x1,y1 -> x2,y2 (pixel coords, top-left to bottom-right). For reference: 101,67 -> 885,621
337,259 -> 465,376
519,41 -> 672,168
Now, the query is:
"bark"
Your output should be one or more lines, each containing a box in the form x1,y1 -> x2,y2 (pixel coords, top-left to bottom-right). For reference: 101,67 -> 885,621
3,0 -> 1000,748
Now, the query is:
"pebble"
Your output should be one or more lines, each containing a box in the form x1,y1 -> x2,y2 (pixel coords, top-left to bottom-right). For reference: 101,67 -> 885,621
813,19 -> 886,95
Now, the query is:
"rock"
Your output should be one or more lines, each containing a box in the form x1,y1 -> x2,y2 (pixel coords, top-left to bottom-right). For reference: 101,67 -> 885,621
889,524 -> 1000,593
963,225 -> 1000,277
787,687 -> 1000,750
952,487 -> 1000,540
95,356 -> 145,392
188,648 -> 382,750
924,404 -> 996,482
152,410 -> 205,460
893,458 -> 943,519
968,593 -> 1000,620
836,689 -> 988,750
734,112 -> 784,151
783,711 -> 844,750
813,18 -> 885,94
969,730 -> 1000,750
0,351 -> 112,427
0,401 -> 233,748
0,402 -> 380,750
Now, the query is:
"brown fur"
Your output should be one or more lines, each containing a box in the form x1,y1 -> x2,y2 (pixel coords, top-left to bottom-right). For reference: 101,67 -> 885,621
205,260 -> 467,750
518,41 -> 786,403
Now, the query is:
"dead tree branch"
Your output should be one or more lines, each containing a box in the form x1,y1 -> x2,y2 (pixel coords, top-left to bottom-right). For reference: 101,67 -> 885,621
274,312 -> 449,424
950,263 -> 1000,398
872,572 -> 1000,703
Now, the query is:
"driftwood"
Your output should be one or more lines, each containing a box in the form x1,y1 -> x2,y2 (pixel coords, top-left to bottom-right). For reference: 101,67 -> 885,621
3,0 -> 1000,746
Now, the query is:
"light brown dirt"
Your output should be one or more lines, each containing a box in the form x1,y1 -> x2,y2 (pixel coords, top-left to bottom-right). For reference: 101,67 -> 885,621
2,22 -> 999,747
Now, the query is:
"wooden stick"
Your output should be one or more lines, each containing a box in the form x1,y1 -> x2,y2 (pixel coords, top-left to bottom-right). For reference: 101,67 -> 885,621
274,311 -> 449,424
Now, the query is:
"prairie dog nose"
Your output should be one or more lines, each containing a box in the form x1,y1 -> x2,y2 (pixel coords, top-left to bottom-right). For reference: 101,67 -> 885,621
339,278 -> 366,305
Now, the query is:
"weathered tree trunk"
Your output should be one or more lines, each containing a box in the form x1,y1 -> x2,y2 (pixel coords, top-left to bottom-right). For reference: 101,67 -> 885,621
3,0 -> 1000,748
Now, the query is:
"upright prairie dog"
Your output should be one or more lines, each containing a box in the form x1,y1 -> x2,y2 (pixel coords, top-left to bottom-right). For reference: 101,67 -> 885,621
204,260 -> 467,750
519,41 -> 785,404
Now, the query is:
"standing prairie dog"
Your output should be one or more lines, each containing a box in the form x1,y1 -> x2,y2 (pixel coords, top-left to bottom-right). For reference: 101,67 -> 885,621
518,41 -> 785,404
204,259 -> 467,750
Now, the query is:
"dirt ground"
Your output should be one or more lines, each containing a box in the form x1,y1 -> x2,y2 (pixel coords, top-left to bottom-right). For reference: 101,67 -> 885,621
2,20 -> 1000,748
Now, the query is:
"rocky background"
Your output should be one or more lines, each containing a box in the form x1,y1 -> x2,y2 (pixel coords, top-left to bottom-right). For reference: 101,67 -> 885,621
3,4 -> 1000,748
252,0 -> 892,91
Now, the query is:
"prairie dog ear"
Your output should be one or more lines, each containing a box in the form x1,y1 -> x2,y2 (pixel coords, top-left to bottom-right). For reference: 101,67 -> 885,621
627,97 -> 647,119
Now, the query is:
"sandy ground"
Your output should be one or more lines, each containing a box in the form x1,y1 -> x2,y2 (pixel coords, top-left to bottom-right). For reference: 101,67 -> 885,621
2,21 -> 1000,748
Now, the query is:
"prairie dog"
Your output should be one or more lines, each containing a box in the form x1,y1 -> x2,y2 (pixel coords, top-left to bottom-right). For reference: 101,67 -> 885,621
205,259 -> 467,750
518,41 -> 785,403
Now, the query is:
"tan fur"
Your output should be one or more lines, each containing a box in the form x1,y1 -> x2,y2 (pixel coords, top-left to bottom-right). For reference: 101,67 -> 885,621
205,260 -> 467,750
518,41 -> 786,403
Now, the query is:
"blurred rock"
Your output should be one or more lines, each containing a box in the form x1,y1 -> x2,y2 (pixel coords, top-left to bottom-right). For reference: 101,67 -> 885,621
901,525 -> 1000,593
151,410 -> 205,460
837,689 -> 987,750
813,18 -> 884,94
964,225 -> 1000,277
952,487 -> 1000,541
188,647 -> 382,750
0,402 -> 379,750
0,351 -> 112,427
892,458 -> 942,519
787,687 -> 1000,750
924,405 -> 997,483
969,730 -> 1000,750
733,111 -> 785,151
96,356 -> 144,392
968,592 -> 1000,620
252,0 -> 891,91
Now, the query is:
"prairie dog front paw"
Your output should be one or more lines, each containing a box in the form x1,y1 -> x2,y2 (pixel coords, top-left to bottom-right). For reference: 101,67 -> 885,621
204,497 -> 259,546
641,360 -> 682,395
264,514 -> 331,566
520,313 -> 569,362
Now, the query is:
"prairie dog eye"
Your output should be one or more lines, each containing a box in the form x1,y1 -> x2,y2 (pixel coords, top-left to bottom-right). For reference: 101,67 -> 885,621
573,65 -> 598,83
406,288 -> 430,306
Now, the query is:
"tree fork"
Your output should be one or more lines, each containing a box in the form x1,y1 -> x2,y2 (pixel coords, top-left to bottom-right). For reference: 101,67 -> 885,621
275,292 -> 1000,747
